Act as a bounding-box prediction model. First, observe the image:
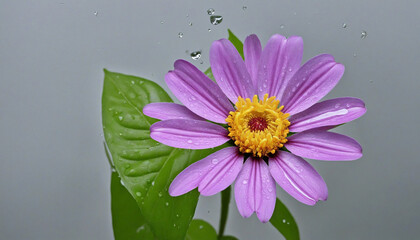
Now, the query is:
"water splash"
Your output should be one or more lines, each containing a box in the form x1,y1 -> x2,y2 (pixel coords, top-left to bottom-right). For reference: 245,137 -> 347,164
190,51 -> 202,60
210,15 -> 223,25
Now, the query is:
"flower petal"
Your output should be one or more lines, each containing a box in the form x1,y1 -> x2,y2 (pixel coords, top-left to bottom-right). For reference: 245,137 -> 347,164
244,34 -> 262,88
289,97 -> 366,132
165,60 -> 234,123
286,129 -> 363,160
198,147 -> 244,196
150,119 -> 229,149
257,35 -> 303,100
282,54 -> 345,115
269,151 -> 328,205
169,147 -> 240,196
234,158 -> 276,223
143,102 -> 205,121
210,39 -> 255,103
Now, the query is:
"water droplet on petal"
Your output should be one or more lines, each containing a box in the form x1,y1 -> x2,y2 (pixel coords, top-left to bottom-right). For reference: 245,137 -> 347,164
242,180 -> 248,184
187,140 -> 193,144
207,8 -> 215,15
210,15 -> 223,25
212,158 -> 218,164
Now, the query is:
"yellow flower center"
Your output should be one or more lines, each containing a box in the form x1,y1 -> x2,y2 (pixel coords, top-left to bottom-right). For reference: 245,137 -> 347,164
226,94 -> 290,158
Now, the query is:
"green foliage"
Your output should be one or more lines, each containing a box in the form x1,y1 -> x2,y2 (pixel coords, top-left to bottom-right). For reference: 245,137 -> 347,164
110,171 -> 155,239
186,219 -> 218,240
270,198 -> 300,240
228,29 -> 244,59
102,70 -> 221,240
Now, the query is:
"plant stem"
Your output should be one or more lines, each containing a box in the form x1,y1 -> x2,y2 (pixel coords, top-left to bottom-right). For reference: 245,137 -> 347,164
218,186 -> 231,239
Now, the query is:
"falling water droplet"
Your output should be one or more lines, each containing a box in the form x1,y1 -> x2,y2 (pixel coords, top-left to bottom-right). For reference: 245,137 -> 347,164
188,22 -> 193,26
342,23 -> 347,28
361,30 -> 367,39
353,53 -> 357,57
208,28 -> 212,32
242,6 -> 247,11
280,24 -> 285,29
93,11 -> 98,16
160,20 -> 164,24
210,15 -> 223,25
207,8 -> 215,15
178,32 -> 183,38
190,51 -> 202,60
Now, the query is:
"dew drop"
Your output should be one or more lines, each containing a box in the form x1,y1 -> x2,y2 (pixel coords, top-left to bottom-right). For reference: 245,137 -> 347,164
361,30 -> 367,39
208,28 -> 212,32
280,24 -> 285,29
118,116 -> 123,121
190,51 -> 202,60
342,23 -> 347,28
165,202 -> 169,206
178,32 -> 184,38
242,179 -> 248,184
188,22 -> 193,26
212,158 -> 218,164
151,181 -> 155,186
93,11 -> 98,16
282,219 -> 286,223
207,8 -> 215,15
187,140 -> 193,144
199,225 -> 204,229
210,15 -> 223,25
136,192 -> 142,197
242,6 -> 247,11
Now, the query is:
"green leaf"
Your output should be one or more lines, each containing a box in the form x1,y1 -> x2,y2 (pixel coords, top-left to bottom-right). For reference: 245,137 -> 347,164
186,219 -> 218,240
220,236 -> 239,240
270,198 -> 300,240
102,70 -> 221,240
204,68 -> 215,82
111,171 -> 155,240
228,29 -> 244,59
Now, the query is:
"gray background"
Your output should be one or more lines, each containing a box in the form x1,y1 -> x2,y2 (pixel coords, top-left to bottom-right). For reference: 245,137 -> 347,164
1,0 -> 419,239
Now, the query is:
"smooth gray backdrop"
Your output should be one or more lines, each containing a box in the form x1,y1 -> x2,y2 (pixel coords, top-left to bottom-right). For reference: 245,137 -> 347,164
1,0 -> 419,239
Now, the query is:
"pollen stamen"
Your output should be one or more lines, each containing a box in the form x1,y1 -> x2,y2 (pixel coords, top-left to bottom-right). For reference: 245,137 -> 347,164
226,94 -> 290,157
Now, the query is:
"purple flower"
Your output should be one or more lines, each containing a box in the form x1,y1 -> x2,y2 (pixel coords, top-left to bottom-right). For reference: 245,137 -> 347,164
143,34 -> 366,222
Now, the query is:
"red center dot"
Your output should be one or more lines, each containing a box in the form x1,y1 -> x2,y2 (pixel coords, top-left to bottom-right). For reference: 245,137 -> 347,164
248,117 -> 268,131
